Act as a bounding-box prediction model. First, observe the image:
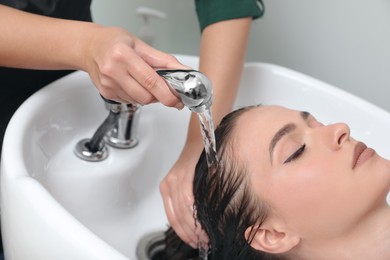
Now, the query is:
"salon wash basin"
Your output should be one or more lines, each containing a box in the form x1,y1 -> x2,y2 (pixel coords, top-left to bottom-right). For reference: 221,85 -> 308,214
1,54 -> 390,260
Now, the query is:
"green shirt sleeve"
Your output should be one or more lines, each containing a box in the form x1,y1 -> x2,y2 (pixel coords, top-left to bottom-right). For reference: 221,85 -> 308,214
195,0 -> 265,32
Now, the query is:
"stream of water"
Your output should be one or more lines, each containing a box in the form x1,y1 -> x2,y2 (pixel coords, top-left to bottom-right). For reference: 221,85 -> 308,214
195,107 -> 218,260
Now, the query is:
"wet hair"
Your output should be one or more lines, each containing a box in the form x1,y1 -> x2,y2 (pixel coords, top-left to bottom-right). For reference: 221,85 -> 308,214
157,105 -> 285,259
193,105 -> 285,259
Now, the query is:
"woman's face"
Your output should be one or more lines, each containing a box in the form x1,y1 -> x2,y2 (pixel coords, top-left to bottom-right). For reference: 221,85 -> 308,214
234,105 -> 390,240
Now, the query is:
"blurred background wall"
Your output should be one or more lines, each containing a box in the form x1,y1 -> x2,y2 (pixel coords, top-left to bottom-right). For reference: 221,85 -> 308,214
91,0 -> 390,112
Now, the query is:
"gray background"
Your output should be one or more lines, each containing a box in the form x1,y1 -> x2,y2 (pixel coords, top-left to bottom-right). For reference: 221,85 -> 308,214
91,0 -> 390,112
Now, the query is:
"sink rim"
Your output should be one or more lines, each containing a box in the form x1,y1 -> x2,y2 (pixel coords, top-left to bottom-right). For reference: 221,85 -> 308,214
0,71 -> 132,260
2,54 -> 390,260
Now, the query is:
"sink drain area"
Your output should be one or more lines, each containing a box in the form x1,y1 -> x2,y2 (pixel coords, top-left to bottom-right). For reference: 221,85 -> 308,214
136,231 -> 166,260
136,229 -> 200,259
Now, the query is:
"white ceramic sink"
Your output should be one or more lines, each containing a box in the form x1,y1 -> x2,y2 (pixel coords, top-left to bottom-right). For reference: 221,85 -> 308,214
1,55 -> 390,260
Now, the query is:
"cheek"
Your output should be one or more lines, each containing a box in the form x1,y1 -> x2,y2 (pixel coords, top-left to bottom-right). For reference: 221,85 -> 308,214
266,160 -> 344,215
282,160 -> 332,191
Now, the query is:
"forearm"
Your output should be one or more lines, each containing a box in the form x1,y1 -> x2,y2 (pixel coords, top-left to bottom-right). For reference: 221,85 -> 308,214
0,4 -> 96,70
183,17 -> 252,155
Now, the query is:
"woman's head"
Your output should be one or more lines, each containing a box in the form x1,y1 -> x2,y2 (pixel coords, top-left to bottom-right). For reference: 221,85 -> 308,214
194,105 -> 390,258
194,104 -> 275,259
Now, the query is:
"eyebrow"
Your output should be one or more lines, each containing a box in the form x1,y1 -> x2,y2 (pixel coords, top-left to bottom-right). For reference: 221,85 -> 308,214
269,111 -> 310,163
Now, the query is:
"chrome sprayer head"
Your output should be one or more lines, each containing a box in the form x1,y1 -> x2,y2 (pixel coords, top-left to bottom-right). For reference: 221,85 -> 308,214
157,70 -> 213,113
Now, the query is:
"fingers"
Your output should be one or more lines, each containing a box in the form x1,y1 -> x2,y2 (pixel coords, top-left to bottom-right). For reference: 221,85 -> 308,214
94,41 -> 186,108
160,171 -> 200,248
84,26 -> 191,107
97,77 -> 138,104
98,69 -> 158,105
125,51 -> 184,108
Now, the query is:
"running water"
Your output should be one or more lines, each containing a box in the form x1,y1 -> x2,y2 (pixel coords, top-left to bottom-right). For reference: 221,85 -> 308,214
195,107 -> 218,260
196,108 -> 218,171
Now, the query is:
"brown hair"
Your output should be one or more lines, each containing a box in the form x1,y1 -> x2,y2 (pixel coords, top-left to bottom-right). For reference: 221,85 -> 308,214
194,105 -> 285,259
159,105 -> 286,260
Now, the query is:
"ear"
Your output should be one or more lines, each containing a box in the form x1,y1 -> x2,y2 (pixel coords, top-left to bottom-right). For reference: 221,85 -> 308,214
244,224 -> 300,254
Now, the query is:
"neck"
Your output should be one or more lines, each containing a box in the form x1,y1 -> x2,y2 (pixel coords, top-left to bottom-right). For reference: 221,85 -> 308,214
295,202 -> 390,260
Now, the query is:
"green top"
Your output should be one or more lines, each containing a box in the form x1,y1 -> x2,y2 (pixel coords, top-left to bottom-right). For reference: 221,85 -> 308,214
195,0 -> 264,32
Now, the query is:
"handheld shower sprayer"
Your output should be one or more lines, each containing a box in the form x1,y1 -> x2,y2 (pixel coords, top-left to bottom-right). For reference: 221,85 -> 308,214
75,69 -> 213,161
156,69 -> 213,113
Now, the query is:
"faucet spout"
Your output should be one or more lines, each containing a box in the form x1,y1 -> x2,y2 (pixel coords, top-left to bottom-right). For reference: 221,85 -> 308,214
157,69 -> 213,113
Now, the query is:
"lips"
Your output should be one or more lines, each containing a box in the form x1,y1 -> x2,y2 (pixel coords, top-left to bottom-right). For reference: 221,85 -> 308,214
352,142 -> 375,169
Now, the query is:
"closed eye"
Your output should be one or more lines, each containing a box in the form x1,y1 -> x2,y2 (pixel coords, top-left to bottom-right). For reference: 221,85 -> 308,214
283,144 -> 306,164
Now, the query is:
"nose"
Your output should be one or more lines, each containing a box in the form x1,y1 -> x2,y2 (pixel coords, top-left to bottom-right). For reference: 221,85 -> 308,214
323,123 -> 351,150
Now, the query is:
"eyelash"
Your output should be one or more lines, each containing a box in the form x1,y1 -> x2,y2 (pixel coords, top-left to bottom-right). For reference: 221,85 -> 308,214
284,144 -> 306,164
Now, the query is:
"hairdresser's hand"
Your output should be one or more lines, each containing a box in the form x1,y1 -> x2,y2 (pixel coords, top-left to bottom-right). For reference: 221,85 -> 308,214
160,138 -> 209,248
83,26 -> 188,107
160,147 -> 198,248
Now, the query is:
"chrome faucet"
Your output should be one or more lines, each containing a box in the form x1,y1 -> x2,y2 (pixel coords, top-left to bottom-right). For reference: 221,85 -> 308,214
74,97 -> 141,162
157,69 -> 213,113
104,102 -> 140,149
74,69 -> 213,162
